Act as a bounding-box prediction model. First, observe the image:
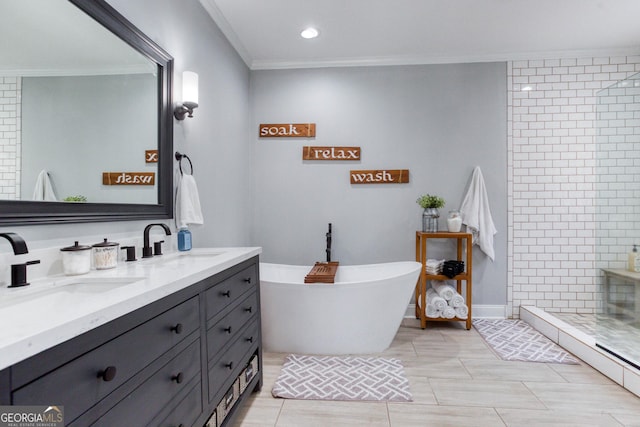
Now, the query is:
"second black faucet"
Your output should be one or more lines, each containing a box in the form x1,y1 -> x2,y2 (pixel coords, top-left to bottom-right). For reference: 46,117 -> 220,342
142,224 -> 171,258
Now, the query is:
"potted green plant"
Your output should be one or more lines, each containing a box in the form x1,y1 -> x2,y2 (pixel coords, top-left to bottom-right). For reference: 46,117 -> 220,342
416,194 -> 445,232
63,195 -> 87,203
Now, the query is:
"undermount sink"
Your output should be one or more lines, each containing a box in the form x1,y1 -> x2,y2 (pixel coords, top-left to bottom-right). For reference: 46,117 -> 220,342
0,276 -> 145,309
140,250 -> 225,266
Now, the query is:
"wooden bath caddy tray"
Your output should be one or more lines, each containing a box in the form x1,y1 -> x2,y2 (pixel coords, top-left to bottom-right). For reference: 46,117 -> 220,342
304,262 -> 339,283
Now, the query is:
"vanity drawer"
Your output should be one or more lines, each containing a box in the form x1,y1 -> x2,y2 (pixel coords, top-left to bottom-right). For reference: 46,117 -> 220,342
13,296 -> 200,423
205,264 -> 257,320
154,381 -> 202,427
207,291 -> 258,360
208,320 -> 259,403
91,339 -> 201,427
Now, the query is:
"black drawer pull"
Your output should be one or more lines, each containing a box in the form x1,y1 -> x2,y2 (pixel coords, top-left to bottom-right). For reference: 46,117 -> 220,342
172,372 -> 184,384
225,361 -> 233,370
171,323 -> 184,334
223,326 -> 232,334
98,366 -> 117,382
244,306 -> 252,313
221,290 -> 231,298
246,336 -> 254,343
243,277 -> 252,284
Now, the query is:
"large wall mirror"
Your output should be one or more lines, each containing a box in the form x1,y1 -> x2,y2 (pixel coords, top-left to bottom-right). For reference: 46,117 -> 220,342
0,0 -> 173,225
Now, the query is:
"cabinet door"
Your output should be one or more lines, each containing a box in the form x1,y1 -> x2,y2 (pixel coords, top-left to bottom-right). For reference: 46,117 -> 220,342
90,339 -> 201,427
13,297 -> 199,423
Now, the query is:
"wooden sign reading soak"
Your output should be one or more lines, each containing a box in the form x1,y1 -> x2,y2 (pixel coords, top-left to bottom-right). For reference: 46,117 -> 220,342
350,169 -> 409,184
145,150 -> 158,163
259,123 -> 316,137
103,172 -> 155,186
303,146 -> 361,161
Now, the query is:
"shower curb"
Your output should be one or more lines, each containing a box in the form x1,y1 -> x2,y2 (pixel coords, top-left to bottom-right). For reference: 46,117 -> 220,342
520,306 -> 640,398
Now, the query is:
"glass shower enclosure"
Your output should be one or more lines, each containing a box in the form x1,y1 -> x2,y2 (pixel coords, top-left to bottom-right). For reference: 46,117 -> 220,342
595,71 -> 640,369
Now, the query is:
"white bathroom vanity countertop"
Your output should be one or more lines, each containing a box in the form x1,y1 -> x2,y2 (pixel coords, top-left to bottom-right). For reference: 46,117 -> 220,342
0,247 -> 261,370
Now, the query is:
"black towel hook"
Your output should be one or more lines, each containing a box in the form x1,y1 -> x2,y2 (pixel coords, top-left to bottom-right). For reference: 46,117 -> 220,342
175,151 -> 193,175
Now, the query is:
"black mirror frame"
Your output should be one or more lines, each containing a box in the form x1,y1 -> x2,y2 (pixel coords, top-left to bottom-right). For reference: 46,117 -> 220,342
0,0 -> 174,226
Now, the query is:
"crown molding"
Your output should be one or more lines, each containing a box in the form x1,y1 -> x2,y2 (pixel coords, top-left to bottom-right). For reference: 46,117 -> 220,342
199,0 -> 252,68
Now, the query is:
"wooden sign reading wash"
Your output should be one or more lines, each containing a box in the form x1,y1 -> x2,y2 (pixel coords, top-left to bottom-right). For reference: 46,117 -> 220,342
103,172 -> 155,186
259,123 -> 316,137
303,146 -> 361,160
350,169 -> 409,184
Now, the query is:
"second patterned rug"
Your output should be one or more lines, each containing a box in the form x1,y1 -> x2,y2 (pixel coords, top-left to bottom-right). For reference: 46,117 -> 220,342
473,318 -> 579,364
271,354 -> 412,402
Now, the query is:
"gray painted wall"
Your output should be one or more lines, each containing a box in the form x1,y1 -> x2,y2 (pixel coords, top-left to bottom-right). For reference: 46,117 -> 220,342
250,64 -> 507,305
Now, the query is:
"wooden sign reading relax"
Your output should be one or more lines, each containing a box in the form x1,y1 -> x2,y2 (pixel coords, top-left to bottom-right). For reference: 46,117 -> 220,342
303,146 -> 361,160
259,123 -> 316,137
350,169 -> 409,184
102,172 -> 155,186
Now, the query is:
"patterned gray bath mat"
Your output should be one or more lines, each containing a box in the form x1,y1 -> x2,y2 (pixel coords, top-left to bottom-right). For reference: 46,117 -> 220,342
272,354 -> 412,402
473,319 -> 580,364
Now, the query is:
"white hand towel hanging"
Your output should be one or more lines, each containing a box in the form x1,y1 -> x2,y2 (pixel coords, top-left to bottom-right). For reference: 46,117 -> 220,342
176,173 -> 203,228
459,166 -> 497,261
32,170 -> 57,201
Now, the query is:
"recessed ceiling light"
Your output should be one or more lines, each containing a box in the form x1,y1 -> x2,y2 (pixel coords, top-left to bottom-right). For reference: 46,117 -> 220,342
300,27 -> 319,39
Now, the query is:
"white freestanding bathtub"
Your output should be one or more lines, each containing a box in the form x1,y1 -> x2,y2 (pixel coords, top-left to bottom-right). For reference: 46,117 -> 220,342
259,261 -> 422,355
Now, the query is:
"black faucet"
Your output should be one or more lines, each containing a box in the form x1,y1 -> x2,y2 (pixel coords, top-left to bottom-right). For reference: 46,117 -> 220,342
1,232 -> 40,287
142,224 -> 171,258
326,223 -> 332,263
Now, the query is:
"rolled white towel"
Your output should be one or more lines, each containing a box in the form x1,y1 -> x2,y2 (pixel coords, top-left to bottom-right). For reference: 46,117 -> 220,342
426,288 -> 447,312
455,304 -> 468,319
426,259 -> 445,268
426,303 -> 440,318
442,306 -> 456,319
432,281 -> 456,301
450,292 -> 465,308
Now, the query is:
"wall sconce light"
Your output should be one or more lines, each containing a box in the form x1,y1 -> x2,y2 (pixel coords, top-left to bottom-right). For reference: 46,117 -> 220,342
174,71 -> 199,120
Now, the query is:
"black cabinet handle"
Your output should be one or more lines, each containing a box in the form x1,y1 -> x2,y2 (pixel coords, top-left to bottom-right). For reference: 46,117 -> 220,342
98,366 -> 117,382
246,336 -> 254,343
171,323 -> 183,334
244,306 -> 252,313
172,372 -> 184,384
223,326 -> 232,334
243,277 -> 252,284
221,290 -> 231,298
225,361 -> 233,370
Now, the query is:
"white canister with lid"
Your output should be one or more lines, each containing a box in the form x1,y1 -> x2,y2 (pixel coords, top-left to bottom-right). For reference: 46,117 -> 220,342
92,238 -> 120,270
60,241 -> 92,275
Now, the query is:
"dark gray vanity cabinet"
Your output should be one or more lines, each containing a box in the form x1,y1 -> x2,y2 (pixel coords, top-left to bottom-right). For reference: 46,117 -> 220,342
0,256 -> 262,427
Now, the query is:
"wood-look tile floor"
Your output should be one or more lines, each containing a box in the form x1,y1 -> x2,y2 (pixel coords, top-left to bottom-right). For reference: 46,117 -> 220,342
232,319 -> 640,426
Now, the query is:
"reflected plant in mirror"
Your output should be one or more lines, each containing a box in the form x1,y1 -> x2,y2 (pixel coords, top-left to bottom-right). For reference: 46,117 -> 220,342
0,0 -> 174,225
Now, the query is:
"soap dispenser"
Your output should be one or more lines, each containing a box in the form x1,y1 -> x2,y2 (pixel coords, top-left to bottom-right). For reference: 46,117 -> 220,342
178,226 -> 192,251
629,245 -> 640,273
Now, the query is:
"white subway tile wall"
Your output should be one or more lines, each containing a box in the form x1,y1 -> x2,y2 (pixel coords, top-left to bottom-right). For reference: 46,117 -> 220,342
0,76 -> 21,199
508,56 -> 640,318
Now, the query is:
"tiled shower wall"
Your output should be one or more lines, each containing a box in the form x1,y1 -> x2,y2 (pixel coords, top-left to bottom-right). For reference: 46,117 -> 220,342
508,56 -> 640,318
0,76 -> 20,199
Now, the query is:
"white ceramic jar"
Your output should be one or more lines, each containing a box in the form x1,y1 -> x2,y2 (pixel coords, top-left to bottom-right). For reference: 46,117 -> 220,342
60,241 -> 92,275
447,210 -> 463,232
92,238 -> 119,270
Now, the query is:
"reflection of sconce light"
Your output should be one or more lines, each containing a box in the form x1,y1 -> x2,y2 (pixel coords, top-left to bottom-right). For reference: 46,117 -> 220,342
174,71 -> 199,120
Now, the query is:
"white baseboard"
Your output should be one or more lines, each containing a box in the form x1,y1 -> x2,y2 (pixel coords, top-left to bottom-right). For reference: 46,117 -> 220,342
405,304 -> 507,319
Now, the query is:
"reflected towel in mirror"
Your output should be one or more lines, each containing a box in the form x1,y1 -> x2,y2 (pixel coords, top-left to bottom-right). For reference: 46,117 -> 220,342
32,170 -> 57,201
